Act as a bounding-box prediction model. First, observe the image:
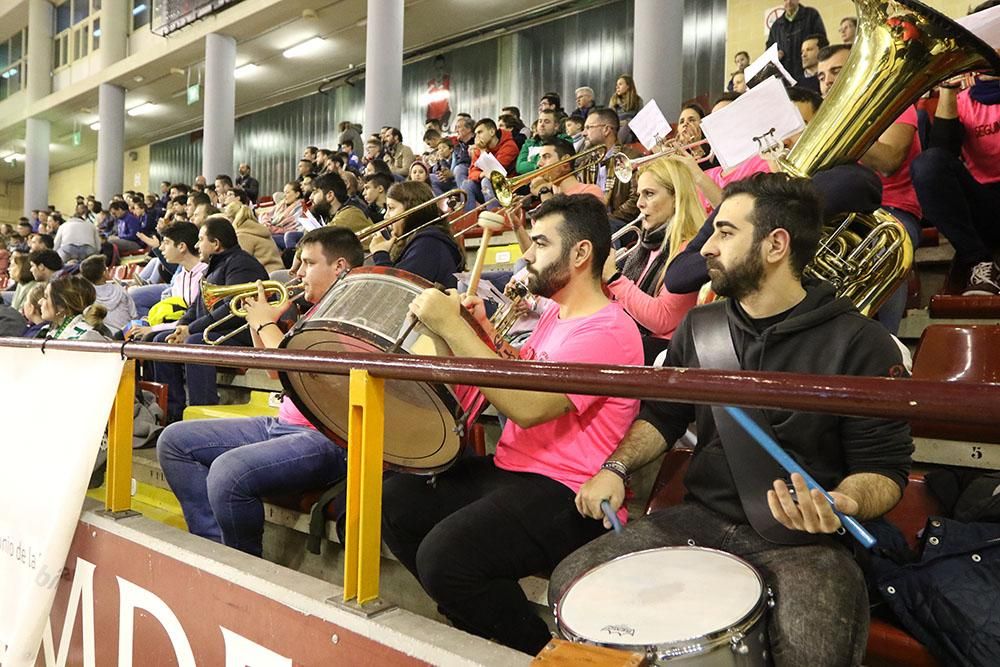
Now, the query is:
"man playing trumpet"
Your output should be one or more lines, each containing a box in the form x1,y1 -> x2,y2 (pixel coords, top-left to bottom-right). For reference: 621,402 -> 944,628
157,227 -> 365,558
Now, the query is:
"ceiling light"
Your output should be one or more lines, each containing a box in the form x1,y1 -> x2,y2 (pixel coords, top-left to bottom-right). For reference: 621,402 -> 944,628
89,121 -> 100,131
234,63 -> 259,79
132,3 -> 147,16
127,102 -> 156,116
282,37 -> 326,59
3,153 -> 25,163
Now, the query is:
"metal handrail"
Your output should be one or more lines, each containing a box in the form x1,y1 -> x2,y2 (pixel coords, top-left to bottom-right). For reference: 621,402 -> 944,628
3,336 -> 998,426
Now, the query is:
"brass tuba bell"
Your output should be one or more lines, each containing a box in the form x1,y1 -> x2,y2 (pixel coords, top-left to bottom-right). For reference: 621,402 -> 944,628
781,0 -> 1000,315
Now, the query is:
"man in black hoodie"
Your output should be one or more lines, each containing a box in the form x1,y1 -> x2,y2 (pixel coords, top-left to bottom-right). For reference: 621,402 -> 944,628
552,174 -> 913,666
152,216 -> 269,420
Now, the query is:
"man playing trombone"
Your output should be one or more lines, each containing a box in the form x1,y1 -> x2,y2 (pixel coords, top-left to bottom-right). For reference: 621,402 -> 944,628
578,108 -> 640,233
157,227 -> 365,558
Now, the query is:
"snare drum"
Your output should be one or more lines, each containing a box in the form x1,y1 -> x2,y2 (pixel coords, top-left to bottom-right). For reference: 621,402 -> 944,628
555,547 -> 769,665
279,267 -> 465,473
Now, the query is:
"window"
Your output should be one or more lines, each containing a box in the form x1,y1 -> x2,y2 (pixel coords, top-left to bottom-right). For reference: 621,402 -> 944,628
132,0 -> 149,31
0,29 -> 27,101
53,0 -> 100,72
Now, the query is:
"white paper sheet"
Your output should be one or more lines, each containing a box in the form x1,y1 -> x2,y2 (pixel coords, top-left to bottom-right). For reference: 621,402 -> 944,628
628,100 -> 674,151
474,151 -> 506,177
0,348 -> 124,666
298,211 -> 322,231
744,43 -> 797,87
958,3 -> 1000,50
700,76 -> 805,171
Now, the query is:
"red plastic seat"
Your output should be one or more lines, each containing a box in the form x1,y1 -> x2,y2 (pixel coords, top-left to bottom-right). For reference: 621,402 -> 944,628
644,449 -> 941,667
137,380 -> 168,425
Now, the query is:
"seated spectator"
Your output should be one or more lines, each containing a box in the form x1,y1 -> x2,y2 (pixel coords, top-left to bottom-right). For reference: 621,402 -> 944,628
127,221 -> 207,331
362,173 -> 392,224
676,103 -> 718,169
574,86 -> 597,119
28,233 -> 54,253
529,138 -> 604,203
152,217 -> 269,421
364,158 -> 392,179
609,74 -> 642,119
310,172 -> 370,233
462,118 -> 520,211
261,181 -> 305,249
798,33 -> 829,94
156,226 -> 363,557
107,200 -> 144,254
9,253 -> 36,310
383,127 -> 416,179
451,116 -> 475,187
38,275 -> 110,341
731,71 -> 747,94
422,129 -> 443,159
20,282 -> 46,338
579,108 -> 640,228
429,139 -> 457,193
29,249 -> 63,285
369,181 -> 464,288
727,51 -> 750,91
408,160 -> 439,194
340,139 -> 361,171
911,51 -> 1000,294
338,121 -> 363,156
602,157 -> 703,363
498,114 -> 527,150
0,301 -> 26,336
516,109 -> 568,175
296,159 -> 315,184
54,213 -> 101,263
223,188 -> 283,274
12,220 -> 32,253
565,114 -> 586,151
840,16 -> 858,44
79,254 -> 137,334
363,137 -> 383,167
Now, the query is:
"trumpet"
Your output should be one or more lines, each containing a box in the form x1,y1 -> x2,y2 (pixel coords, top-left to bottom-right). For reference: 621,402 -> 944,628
613,214 -> 647,262
202,279 -> 305,345
610,140 -> 714,183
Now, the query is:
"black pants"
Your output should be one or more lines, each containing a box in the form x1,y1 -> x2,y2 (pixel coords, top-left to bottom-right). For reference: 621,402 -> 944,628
911,147 -> 1000,265
381,455 -> 605,655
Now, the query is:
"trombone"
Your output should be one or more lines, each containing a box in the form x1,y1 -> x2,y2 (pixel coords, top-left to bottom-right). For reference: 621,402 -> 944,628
609,139 -> 715,183
612,213 -> 646,262
202,279 -> 305,345
356,188 -> 467,242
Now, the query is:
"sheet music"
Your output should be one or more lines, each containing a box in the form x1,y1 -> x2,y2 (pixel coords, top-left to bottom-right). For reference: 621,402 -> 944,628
958,3 -> 1000,49
475,150 -> 506,177
744,43 -> 797,87
298,210 -> 323,231
629,99 -> 674,151
700,76 -> 805,171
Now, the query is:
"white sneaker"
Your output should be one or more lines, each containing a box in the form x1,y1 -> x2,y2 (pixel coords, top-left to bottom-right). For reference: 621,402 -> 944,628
962,261 -> 1000,296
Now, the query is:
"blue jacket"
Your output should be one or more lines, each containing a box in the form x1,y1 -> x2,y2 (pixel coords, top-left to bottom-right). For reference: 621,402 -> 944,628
372,226 -> 463,289
115,212 -> 144,244
178,245 -> 269,337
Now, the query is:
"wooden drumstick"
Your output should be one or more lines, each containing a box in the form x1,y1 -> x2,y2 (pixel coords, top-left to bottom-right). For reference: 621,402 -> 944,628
465,211 -> 506,298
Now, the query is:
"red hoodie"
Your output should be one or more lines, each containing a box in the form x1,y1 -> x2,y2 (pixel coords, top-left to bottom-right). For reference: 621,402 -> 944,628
468,129 -> 520,181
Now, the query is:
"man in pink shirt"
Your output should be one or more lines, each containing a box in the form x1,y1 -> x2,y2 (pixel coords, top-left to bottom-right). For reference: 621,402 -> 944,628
528,138 -> 605,203
156,227 -> 364,557
911,52 -> 1000,294
382,194 -> 643,655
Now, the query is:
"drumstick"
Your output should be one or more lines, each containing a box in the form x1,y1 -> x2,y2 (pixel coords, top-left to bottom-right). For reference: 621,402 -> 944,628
722,406 -> 877,549
392,282 -> 448,354
600,500 -> 623,534
465,211 -> 507,298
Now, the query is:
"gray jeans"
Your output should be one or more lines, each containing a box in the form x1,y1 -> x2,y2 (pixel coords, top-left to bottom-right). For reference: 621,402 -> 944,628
549,501 -> 869,667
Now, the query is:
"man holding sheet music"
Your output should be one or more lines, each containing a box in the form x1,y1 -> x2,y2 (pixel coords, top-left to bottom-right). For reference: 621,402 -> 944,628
552,173 -> 913,667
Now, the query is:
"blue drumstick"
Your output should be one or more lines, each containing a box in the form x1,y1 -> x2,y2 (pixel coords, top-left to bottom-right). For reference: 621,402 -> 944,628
723,406 -> 877,550
600,500 -> 623,534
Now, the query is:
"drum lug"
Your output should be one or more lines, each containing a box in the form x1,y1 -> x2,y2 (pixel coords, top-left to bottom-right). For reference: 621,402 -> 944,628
729,631 -> 749,655
766,586 -> 776,608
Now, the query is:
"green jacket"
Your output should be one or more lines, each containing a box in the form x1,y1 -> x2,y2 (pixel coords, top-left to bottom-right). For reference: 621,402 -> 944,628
515,133 -> 572,175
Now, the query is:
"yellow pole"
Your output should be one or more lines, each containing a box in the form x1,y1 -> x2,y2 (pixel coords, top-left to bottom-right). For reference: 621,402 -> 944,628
344,369 -> 385,605
105,360 -> 136,513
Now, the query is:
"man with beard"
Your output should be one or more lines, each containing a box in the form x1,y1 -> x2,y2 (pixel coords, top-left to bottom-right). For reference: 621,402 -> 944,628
381,194 -> 643,655
309,172 -> 369,233
553,173 -> 913,666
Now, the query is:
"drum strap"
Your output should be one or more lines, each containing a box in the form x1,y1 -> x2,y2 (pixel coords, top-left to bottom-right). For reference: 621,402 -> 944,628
690,305 -> 815,546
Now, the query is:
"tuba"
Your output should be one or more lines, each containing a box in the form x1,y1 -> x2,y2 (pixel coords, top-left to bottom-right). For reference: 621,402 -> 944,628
782,0 -> 1000,315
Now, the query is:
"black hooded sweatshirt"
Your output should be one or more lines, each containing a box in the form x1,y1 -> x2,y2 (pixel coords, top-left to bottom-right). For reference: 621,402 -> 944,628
640,281 -> 914,524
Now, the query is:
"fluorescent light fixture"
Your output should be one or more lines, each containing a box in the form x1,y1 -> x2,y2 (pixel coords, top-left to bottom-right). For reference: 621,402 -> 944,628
1,67 -> 17,79
132,3 -> 147,15
126,102 -> 156,116
3,153 -> 25,163
89,121 -> 100,130
282,37 -> 326,59
234,63 -> 259,78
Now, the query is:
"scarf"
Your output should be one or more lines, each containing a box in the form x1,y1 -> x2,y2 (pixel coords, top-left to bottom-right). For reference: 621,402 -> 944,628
970,79 -> 1000,106
621,221 -> 670,296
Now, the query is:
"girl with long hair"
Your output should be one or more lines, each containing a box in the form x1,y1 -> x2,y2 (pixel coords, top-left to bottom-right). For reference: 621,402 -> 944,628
38,275 -> 110,341
603,157 -> 703,363
369,181 -> 465,288
609,74 -> 643,116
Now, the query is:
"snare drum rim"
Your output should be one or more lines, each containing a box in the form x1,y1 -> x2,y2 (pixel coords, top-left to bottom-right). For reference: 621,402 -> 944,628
554,546 -> 768,657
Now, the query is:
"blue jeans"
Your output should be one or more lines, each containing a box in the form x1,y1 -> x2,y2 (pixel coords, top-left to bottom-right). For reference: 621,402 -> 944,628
58,244 -> 97,262
152,330 -> 227,420
460,176 -> 499,212
157,416 -> 347,556
875,207 -> 921,335
550,501 -> 869,666
139,257 -> 164,283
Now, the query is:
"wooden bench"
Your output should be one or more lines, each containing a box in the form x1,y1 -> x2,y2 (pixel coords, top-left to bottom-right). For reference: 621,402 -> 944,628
645,449 -> 942,667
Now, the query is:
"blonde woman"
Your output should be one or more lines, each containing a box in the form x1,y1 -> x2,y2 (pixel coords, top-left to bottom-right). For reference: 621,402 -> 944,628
603,157 -> 703,363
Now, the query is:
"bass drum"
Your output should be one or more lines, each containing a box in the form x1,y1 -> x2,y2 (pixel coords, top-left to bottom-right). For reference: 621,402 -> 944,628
279,267 -> 463,474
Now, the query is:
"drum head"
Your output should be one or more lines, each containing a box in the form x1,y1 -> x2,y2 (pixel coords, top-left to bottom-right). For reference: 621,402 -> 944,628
280,267 -> 462,474
556,547 -> 764,648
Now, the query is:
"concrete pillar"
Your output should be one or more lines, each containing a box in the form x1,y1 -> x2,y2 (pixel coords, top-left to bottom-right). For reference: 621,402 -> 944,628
202,33 -> 236,181
23,0 -> 55,215
364,0 -> 403,137
98,0 -> 128,70
96,83 -> 125,204
633,0 -> 684,119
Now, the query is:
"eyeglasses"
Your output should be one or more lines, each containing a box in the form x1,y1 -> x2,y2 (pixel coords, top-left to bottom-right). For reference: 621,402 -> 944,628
584,123 -> 609,131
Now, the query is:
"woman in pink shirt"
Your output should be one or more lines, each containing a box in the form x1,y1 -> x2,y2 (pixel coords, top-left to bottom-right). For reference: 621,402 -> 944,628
603,156 -> 703,363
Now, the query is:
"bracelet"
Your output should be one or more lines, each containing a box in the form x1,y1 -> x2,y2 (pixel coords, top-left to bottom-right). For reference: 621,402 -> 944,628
601,460 -> 629,482
255,321 -> 280,334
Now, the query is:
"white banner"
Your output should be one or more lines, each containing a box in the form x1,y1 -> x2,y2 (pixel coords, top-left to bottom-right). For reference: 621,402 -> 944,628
0,348 -> 124,667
